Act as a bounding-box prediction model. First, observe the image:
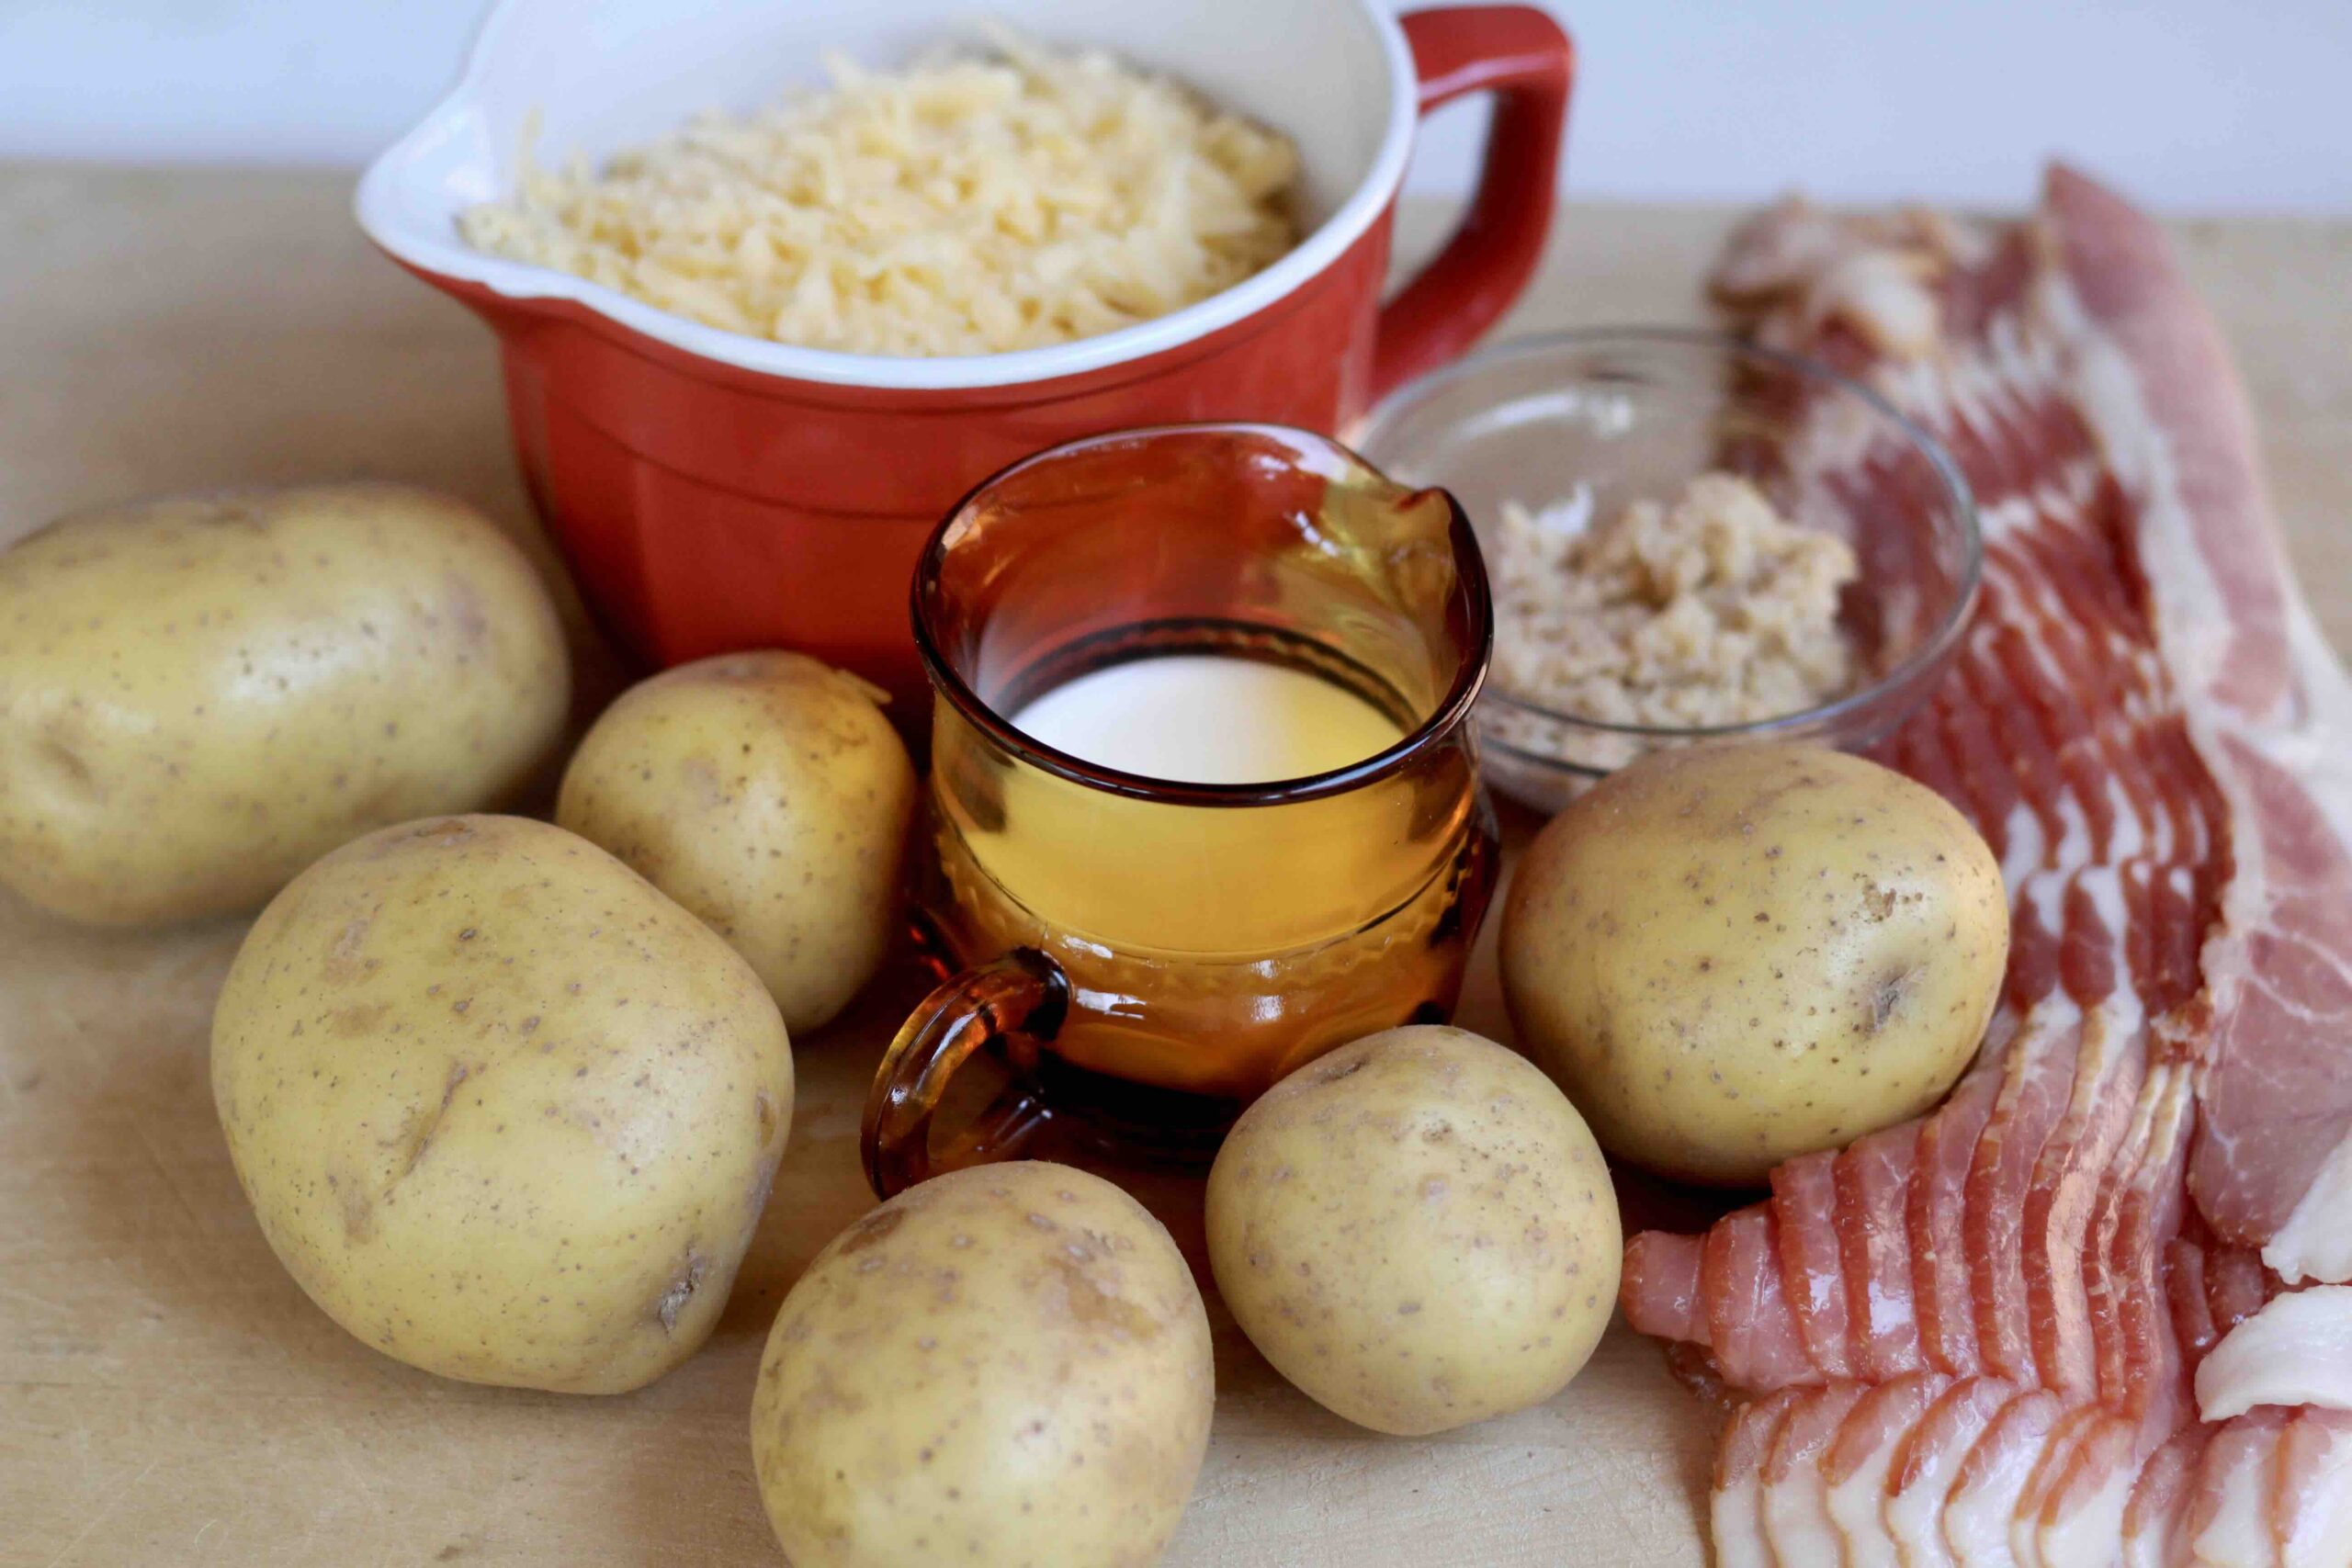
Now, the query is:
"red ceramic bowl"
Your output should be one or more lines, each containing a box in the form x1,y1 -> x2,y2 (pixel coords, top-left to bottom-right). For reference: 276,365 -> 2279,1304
356,0 -> 1573,709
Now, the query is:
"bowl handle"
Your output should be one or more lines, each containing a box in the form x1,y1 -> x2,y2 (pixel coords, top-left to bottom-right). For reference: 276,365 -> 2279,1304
1372,6 -> 1576,403
861,948 -> 1066,1198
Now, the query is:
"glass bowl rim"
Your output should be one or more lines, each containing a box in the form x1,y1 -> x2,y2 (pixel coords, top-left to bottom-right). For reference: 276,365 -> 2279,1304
1358,324 -> 1983,762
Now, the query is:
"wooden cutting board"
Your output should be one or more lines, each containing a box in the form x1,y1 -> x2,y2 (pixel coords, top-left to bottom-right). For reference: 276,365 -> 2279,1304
3,167 -> 2346,1568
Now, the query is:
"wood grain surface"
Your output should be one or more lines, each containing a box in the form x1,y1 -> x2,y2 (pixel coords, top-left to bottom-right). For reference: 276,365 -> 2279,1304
2,167 -> 2346,1568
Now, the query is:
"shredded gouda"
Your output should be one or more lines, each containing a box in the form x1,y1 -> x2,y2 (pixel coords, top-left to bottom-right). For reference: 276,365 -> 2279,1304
458,28 -> 1301,357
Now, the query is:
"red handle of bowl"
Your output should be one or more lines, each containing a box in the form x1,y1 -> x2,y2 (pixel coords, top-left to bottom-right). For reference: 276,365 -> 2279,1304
1371,5 -> 1576,403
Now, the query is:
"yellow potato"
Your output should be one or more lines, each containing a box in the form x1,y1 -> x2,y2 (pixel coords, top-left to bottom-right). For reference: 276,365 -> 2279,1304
211,814 -> 793,1393
1204,1025 -> 1620,1436
1501,743 -> 2008,1186
0,483 -> 569,925
556,651 -> 914,1032
752,1162 -> 1213,1568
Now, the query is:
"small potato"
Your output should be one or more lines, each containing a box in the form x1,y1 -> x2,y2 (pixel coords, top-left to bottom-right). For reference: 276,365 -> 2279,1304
211,815 -> 793,1394
1501,743 -> 2009,1186
556,651 -> 915,1032
1205,1025 -> 1621,1436
0,483 -> 569,925
752,1162 -> 1213,1568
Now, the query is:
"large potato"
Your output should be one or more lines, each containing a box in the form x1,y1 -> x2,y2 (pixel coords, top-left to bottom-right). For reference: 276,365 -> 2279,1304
1501,744 -> 2008,1187
1204,1025 -> 1620,1436
752,1162 -> 1213,1568
556,651 -> 915,1032
0,483 -> 569,925
211,814 -> 792,1393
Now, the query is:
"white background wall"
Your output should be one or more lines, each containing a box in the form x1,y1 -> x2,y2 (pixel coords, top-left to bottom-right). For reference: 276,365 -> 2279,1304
3,0 -> 2346,212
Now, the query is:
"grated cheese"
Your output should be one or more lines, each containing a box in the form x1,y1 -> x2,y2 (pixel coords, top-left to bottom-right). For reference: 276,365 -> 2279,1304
458,28 -> 1301,358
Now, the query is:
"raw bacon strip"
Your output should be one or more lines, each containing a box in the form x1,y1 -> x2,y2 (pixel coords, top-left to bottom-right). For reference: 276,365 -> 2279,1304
1885,1378 -> 2018,1568
2034,1412 -> 2142,1567
1965,1008 -> 2084,1386
1839,1122 -> 1928,1381
1914,1067 -> 2003,1378
2191,739 -> 2352,1284
2123,1426 -> 2206,1568
2124,1107 -> 2198,1415
2187,1409 -> 2290,1568
2034,167 -> 2290,730
1709,1209 -> 1823,1389
2021,999 -> 2145,1402
2276,1410 -> 2352,1568
1822,1371 -> 1941,1568
1622,1230 -> 1704,1346
1777,1152 -> 1860,1380
1715,1388 -> 1806,1568
1763,1382 -> 1869,1564
2085,1059 -> 2170,1408
2009,1403 -> 2110,1566
2105,1069 -> 2197,1426
1930,640 -> 2039,895
2171,1239 -> 2223,1366
2196,1287 -> 2352,1422
1944,1390 -> 2063,1567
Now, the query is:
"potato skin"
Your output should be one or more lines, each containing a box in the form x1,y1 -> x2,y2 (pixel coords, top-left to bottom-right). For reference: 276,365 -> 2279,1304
1500,744 -> 2008,1187
210,814 -> 793,1394
555,651 -> 915,1032
1204,1026 -> 1621,1437
0,483 -> 569,926
752,1162 -> 1214,1568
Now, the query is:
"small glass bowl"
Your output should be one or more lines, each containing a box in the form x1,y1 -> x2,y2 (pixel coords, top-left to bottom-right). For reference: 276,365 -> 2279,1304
1355,328 -> 1981,812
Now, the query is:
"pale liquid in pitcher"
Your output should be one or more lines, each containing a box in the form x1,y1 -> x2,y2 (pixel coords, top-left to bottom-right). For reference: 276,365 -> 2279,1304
946,648 -> 1436,967
1010,654 -> 1402,784
920,643 -> 1494,1111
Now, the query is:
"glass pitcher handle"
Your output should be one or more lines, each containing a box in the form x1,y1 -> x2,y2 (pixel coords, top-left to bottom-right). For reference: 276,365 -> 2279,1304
861,947 -> 1069,1199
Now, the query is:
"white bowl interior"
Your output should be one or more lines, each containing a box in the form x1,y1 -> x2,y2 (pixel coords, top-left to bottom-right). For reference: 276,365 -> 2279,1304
358,0 -> 1409,389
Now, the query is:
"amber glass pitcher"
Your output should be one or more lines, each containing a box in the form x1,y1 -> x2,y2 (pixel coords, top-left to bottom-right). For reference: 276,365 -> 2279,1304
863,424 -> 1498,1197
